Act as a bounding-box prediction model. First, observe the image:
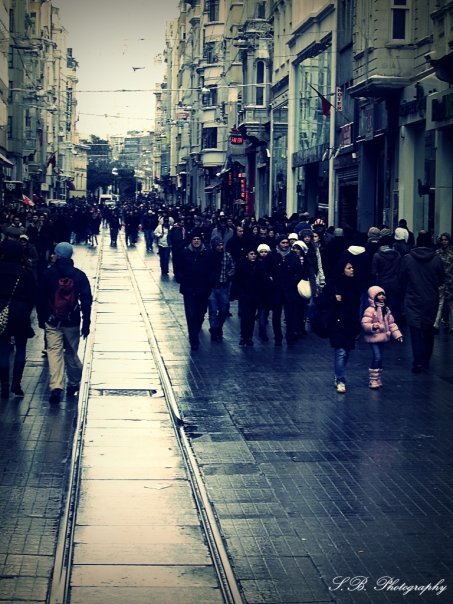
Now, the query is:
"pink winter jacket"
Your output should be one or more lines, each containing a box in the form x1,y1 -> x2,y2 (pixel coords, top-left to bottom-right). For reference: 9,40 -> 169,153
361,285 -> 403,343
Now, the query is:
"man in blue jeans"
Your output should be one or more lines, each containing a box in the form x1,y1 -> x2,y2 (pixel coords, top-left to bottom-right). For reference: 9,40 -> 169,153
208,237 -> 235,341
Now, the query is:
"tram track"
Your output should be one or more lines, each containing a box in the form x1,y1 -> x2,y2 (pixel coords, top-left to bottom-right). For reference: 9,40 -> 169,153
47,231 -> 243,604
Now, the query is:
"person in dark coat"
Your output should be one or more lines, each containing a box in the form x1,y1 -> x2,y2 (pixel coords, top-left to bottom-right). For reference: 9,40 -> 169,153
179,230 -> 218,351
226,224 -> 248,303
37,242 -> 92,404
0,240 -> 36,398
371,235 -> 403,324
235,247 -> 271,346
328,260 -> 362,393
168,218 -> 188,283
321,227 -> 348,282
336,232 -> 372,315
399,230 -> 445,373
268,234 -> 304,345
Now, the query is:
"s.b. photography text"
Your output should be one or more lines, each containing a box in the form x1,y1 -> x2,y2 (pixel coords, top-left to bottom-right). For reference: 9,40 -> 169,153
329,576 -> 447,596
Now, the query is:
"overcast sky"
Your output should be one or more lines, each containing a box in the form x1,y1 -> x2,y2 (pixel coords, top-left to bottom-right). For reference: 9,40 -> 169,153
55,0 -> 178,139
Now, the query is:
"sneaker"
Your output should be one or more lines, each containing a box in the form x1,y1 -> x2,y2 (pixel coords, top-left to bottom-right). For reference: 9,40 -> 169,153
336,381 -> 346,393
49,389 -> 62,404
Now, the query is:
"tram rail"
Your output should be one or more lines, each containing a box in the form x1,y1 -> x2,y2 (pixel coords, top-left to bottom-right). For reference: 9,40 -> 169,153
47,231 -> 243,604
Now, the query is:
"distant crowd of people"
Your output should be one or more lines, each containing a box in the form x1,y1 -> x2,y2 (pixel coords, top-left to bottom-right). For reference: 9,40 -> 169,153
0,200 -> 452,396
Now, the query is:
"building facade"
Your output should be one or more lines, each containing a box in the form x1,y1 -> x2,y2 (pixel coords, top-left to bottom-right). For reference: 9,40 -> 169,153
158,0 -> 453,236
4,0 -> 83,207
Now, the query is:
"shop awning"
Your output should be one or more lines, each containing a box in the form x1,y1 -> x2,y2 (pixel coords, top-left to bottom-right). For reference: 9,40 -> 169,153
0,153 -> 13,166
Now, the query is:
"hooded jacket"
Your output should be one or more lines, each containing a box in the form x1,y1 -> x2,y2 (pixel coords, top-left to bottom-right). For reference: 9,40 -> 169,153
399,247 -> 445,328
37,257 -> 92,330
361,286 -> 402,343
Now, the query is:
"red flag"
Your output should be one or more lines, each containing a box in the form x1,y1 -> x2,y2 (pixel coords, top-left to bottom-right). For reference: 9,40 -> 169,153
22,194 -> 35,207
309,84 -> 333,117
47,152 -> 56,168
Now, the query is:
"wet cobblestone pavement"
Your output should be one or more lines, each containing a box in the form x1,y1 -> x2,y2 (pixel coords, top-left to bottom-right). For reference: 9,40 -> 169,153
1,230 -> 452,603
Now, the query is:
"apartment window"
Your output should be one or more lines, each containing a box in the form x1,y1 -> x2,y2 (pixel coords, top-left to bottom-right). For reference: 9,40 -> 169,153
202,127 -> 217,149
206,0 -> 219,22
256,2 -> 265,19
391,0 -> 410,41
202,86 -> 217,106
255,61 -> 265,106
7,116 -> 12,139
203,42 -> 217,64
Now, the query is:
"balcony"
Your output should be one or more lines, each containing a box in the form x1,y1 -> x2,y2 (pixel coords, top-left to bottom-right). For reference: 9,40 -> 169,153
201,149 -> 225,166
428,2 -> 453,83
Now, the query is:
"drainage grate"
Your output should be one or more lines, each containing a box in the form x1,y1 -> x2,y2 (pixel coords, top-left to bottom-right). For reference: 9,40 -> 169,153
95,388 -> 158,396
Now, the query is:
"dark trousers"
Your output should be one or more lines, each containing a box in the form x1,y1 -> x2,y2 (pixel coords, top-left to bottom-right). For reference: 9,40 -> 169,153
158,247 -> 171,274
409,325 -> 435,369
272,299 -> 297,343
183,294 -> 209,346
240,300 -> 258,341
0,335 -> 27,386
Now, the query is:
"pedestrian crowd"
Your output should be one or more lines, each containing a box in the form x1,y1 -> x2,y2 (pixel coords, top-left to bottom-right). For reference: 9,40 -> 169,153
0,205 -> 93,404
0,200 -> 451,398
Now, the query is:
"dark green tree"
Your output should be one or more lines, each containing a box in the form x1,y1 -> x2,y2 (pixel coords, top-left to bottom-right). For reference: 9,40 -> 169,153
83,135 -> 115,196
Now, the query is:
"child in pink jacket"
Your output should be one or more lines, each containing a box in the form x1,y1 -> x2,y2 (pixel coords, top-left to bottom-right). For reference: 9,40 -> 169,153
361,285 -> 403,388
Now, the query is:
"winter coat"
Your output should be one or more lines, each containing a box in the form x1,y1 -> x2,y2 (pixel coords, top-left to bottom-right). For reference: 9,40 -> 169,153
179,244 -> 217,298
37,257 -> 92,330
361,286 -> 402,343
328,274 -> 361,350
336,246 -> 372,292
268,249 -> 304,305
399,247 -> 445,328
0,261 -> 36,339
235,257 -> 272,306
371,247 -> 402,298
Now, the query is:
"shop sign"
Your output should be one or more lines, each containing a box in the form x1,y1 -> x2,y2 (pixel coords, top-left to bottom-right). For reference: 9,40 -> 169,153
230,128 -> 244,145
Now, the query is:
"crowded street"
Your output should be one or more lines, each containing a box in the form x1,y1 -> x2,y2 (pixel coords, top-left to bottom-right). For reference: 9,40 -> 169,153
0,227 -> 452,603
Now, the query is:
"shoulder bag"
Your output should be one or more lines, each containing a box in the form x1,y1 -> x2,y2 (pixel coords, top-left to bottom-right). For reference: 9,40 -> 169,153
297,278 -> 312,300
0,275 -> 21,335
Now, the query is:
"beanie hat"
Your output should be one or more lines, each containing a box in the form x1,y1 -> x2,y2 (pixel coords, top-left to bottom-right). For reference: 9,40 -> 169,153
379,227 -> 391,238
334,227 -> 344,236
379,235 -> 393,247
190,228 -> 203,240
394,227 -> 408,242
299,228 -> 313,238
257,243 -> 271,253
367,227 -> 381,240
276,234 -> 289,245
416,231 -> 433,248
292,240 -> 308,252
211,236 -> 223,249
54,242 -> 73,259
288,232 -> 299,240
5,226 -> 21,239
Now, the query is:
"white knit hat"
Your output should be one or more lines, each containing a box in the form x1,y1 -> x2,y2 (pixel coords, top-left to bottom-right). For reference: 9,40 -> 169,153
394,227 -> 409,242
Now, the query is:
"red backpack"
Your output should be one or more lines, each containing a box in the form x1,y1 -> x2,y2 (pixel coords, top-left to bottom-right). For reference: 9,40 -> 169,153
52,277 -> 77,321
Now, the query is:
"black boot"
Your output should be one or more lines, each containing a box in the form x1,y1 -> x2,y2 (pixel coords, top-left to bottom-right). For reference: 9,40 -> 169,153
0,367 -> 9,399
11,361 -> 25,397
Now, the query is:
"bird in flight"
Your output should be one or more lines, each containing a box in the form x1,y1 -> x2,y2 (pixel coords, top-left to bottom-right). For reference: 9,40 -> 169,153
132,66 -> 145,71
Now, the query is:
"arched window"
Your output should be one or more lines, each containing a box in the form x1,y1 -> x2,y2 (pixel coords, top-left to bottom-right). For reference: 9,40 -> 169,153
256,61 -> 265,106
